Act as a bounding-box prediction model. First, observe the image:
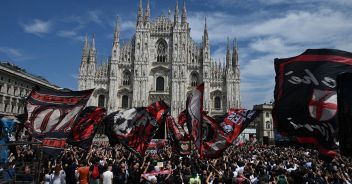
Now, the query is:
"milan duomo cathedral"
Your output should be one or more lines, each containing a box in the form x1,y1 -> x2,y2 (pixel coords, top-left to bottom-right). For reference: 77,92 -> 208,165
78,0 -> 241,117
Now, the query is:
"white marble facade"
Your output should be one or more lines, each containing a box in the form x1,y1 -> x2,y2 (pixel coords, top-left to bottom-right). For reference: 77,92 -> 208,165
78,0 -> 241,117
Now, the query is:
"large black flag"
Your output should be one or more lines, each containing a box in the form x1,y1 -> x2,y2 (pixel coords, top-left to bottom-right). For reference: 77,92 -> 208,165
273,49 -> 352,157
336,73 -> 352,156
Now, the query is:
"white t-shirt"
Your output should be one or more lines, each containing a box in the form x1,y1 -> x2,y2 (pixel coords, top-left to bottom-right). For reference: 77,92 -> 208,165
50,170 -> 66,184
102,170 -> 113,184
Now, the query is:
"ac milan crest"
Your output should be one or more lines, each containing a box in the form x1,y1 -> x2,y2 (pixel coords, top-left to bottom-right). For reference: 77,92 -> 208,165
309,89 -> 337,121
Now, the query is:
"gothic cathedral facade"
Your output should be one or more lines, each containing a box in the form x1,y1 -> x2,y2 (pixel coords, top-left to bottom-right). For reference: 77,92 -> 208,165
78,0 -> 240,117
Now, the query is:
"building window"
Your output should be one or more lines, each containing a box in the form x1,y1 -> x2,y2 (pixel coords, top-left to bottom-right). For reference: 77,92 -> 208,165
266,121 -> 271,129
266,112 -> 270,117
7,86 -> 10,94
157,39 -> 167,62
122,95 -> 128,108
214,96 -> 221,110
191,72 -> 199,87
122,71 -> 131,86
98,95 -> 105,107
156,77 -> 164,91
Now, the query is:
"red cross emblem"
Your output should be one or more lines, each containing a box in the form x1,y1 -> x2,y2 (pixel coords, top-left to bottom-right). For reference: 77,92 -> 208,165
308,89 -> 337,121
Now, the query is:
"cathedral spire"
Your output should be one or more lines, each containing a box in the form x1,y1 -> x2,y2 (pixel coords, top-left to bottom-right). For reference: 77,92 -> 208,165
203,17 -> 208,45
137,0 -> 143,26
82,33 -> 90,57
181,0 -> 187,24
89,33 -> 96,63
174,0 -> 179,24
113,17 -> 120,47
232,38 -> 238,67
226,37 -> 231,68
145,0 -> 150,23
91,33 -> 95,50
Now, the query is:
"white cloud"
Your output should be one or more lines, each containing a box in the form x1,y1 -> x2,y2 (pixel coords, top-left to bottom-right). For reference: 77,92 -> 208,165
0,47 -> 35,61
0,47 -> 22,58
57,30 -> 84,41
187,7 -> 352,108
121,20 -> 135,31
88,10 -> 103,24
246,10 -> 352,44
20,19 -> 52,36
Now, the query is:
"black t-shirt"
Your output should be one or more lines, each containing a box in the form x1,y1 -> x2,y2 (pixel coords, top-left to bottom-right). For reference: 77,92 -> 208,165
128,168 -> 141,183
65,163 -> 77,184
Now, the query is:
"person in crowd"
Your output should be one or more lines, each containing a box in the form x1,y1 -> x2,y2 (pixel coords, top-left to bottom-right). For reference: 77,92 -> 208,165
5,140 -> 352,184
89,159 -> 101,184
50,164 -> 66,184
77,160 -> 90,184
102,165 -> 113,184
42,168 -> 51,184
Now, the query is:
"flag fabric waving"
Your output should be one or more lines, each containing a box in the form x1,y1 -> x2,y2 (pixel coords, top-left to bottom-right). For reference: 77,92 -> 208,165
202,109 -> 258,158
273,49 -> 352,157
166,114 -> 191,155
221,109 -> 258,144
187,83 -> 204,157
104,101 -> 168,157
67,106 -> 106,149
25,87 -> 93,155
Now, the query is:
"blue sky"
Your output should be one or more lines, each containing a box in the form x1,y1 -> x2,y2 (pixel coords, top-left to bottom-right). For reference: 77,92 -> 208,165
1,0 -> 352,108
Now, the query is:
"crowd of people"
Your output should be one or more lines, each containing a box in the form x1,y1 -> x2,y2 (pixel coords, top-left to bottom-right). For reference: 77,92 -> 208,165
1,140 -> 352,184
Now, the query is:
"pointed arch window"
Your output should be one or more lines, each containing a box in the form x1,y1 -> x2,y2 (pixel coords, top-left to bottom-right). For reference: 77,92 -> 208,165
214,96 -> 221,110
122,95 -> 129,108
98,95 -> 105,107
191,72 -> 199,87
157,39 -> 167,62
266,121 -> 271,129
156,77 -> 165,91
122,71 -> 131,86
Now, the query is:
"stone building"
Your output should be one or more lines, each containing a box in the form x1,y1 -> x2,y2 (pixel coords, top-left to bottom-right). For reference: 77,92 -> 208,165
0,62 -> 61,117
78,0 -> 241,117
253,103 -> 275,144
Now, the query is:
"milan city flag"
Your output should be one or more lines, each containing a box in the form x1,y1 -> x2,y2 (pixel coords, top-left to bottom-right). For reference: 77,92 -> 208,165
25,87 -> 93,155
67,106 -> 106,149
104,101 -> 168,157
273,49 -> 352,157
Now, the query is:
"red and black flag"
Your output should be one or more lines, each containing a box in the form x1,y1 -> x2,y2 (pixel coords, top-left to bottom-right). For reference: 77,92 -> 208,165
104,101 -> 168,157
187,83 -> 204,157
67,106 -> 106,149
166,114 -> 191,156
273,49 -> 352,157
25,87 -> 93,155
202,109 -> 258,158
221,109 -> 258,143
